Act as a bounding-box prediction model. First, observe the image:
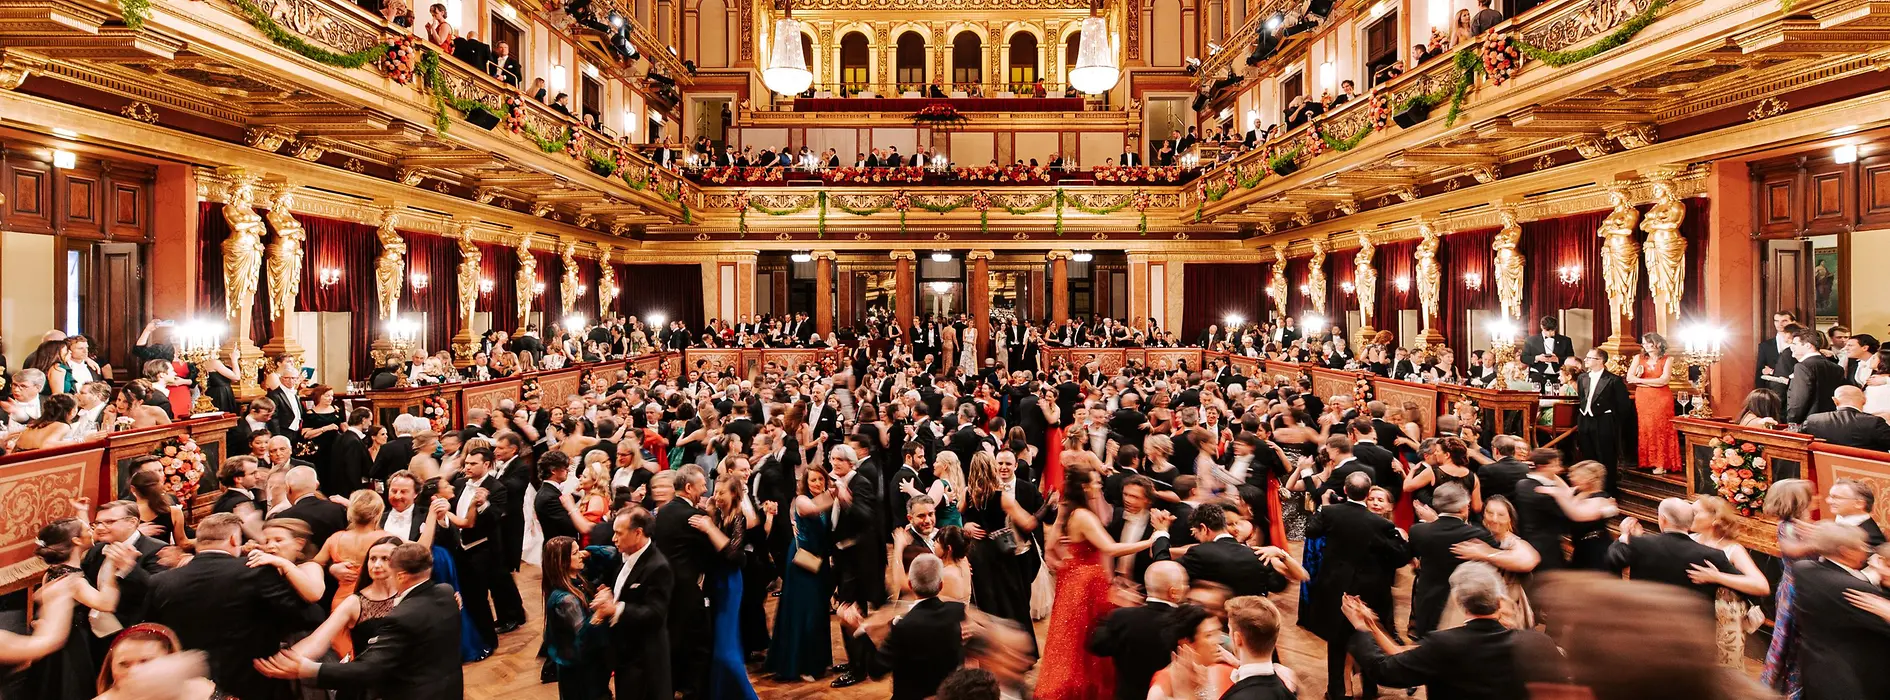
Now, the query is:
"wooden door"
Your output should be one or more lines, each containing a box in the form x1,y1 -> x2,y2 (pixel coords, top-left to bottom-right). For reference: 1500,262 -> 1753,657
1763,239 -> 1813,324
92,242 -> 144,375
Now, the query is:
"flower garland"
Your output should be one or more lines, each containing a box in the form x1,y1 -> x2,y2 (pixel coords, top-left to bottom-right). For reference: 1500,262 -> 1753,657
1093,165 -> 1186,184
121,0 -> 150,29
1479,33 -> 1522,85
229,0 -> 391,68
733,191 -> 751,236
1132,189 -> 1152,235
971,191 -> 993,234
822,166 -> 926,184
520,377 -> 541,401
893,190 -> 912,234
585,149 -> 617,177
1708,433 -> 1769,517
152,437 -> 208,503
1513,0 -> 1669,67
421,395 -> 452,432
1267,146 -> 1303,175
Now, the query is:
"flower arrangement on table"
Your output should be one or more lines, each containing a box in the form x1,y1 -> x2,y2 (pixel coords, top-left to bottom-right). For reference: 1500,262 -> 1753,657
1094,165 -> 1186,183
521,377 -> 542,402
379,35 -> 422,84
152,437 -> 208,503
421,396 -> 452,433
910,103 -> 968,126
503,94 -> 527,133
1354,377 -> 1376,403
1708,433 -> 1769,517
822,166 -> 926,184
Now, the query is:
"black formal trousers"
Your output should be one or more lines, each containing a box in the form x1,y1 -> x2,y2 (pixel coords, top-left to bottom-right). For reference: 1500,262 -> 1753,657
455,544 -> 503,647
834,543 -> 887,676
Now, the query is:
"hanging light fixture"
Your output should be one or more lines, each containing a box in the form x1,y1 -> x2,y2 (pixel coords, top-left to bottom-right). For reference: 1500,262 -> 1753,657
1069,2 -> 1119,95
763,0 -> 813,96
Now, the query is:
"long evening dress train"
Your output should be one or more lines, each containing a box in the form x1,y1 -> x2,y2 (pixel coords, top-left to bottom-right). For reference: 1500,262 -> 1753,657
1032,538 -> 1115,700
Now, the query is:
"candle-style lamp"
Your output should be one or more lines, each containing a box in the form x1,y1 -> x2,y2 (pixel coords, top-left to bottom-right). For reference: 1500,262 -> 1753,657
1487,317 -> 1519,367
1679,323 -> 1726,418
178,319 -> 225,414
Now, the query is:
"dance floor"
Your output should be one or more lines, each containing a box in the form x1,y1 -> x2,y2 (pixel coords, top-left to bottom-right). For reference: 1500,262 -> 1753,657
464,542 -> 1409,700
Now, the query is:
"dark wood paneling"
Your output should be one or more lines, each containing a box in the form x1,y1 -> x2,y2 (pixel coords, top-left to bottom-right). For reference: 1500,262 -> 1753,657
109,181 -> 145,238
1862,154 -> 1890,228
1758,169 -> 1798,235
1765,239 -> 1812,325
1806,161 -> 1851,234
58,168 -> 104,237
5,155 -> 54,234
93,242 -> 143,373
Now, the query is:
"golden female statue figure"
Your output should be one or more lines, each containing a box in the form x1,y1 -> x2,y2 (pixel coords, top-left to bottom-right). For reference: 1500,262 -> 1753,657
1599,187 -> 1642,323
598,246 -> 618,315
1354,232 -> 1378,324
221,177 -> 268,323
262,187 -> 305,322
1493,207 -> 1525,320
516,236 -> 537,328
1415,221 -> 1442,330
456,227 -> 482,327
1641,179 -> 1686,318
373,210 -> 405,321
1307,238 -> 1328,315
559,241 -> 580,318
1267,243 -> 1289,321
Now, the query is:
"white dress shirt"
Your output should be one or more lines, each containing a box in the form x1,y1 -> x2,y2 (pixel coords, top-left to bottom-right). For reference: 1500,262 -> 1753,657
611,541 -> 650,623
385,506 -> 416,541
1583,370 -> 1604,415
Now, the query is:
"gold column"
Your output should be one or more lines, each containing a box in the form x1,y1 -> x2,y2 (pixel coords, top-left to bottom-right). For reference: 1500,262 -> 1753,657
1048,250 -> 1070,324
1353,230 -> 1378,349
218,168 -> 267,399
1307,236 -> 1328,317
452,221 -> 481,367
1493,205 -> 1525,321
1415,219 -> 1445,349
260,183 -> 306,368
1597,183 -> 1643,372
559,240 -> 580,320
515,234 -> 538,329
368,205 -> 408,368
968,250 -> 993,364
598,245 -> 619,321
815,250 -> 836,335
1266,243 -> 1288,323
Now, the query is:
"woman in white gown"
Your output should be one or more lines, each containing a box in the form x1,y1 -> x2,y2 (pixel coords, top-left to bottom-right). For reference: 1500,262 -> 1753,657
959,326 -> 979,372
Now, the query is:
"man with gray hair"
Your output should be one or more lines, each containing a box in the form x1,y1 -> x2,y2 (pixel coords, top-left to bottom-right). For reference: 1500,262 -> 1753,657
1791,523 -> 1890,700
1405,483 -> 1496,639
649,463 -> 714,698
1606,497 -> 1734,603
1479,434 -> 1532,505
877,553 -> 968,700
1343,561 -> 1561,698
3,367 -> 44,428
1090,560 -> 1191,700
828,442 -> 888,687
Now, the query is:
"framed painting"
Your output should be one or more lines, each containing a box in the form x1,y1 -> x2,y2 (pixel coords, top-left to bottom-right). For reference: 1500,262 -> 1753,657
1813,247 -> 1839,322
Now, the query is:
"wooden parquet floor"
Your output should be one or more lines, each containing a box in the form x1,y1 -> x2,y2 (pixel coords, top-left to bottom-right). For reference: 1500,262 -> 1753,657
465,542 -> 1407,700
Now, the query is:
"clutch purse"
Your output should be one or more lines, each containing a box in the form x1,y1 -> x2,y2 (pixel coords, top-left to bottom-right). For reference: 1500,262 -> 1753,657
792,548 -> 822,572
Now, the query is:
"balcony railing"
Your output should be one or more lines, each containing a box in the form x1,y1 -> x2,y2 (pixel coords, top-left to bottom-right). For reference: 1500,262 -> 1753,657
765,82 -> 1109,111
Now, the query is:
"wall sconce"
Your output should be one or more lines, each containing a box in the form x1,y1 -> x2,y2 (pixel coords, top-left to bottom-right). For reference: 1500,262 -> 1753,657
52,149 -> 76,169
576,284 -> 589,297
550,63 -> 567,89
928,281 -> 953,294
1557,264 -> 1582,286
1225,314 -> 1245,326
608,284 -> 620,298
1393,276 -> 1410,292
1462,272 -> 1483,291
319,267 -> 342,287
478,277 -> 494,294
533,281 -> 547,296
1298,283 -> 1312,297
410,272 -> 429,290
1071,251 -> 1095,263
1339,281 -> 1356,295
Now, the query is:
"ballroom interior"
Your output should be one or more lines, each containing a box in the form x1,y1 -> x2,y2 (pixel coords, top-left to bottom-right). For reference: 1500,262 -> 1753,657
3,0 -> 1890,688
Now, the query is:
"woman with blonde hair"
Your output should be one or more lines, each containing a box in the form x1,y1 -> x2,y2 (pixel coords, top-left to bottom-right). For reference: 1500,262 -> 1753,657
313,489 -> 400,653
250,517 -> 327,603
911,450 -> 965,528
1446,495 -> 1539,629
1687,496 -> 1773,668
1762,478 -> 1818,697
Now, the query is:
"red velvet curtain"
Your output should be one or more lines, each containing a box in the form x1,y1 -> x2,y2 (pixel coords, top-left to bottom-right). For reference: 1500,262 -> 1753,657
478,242 -> 519,335
622,264 -> 706,329
1373,238 -> 1417,337
403,232 -> 457,357
1441,227 -> 1498,357
294,215 -> 379,378
1524,209 -> 1607,341
533,250 -> 563,331
1285,257 -> 1310,320
1632,197 -> 1711,331
1331,249 -> 1355,339
1181,262 -> 1262,340
575,257 -> 598,321
612,263 -> 632,319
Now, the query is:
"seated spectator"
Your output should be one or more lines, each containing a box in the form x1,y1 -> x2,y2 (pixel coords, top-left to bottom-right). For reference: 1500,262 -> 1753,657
551,92 -> 573,117
1803,386 -> 1890,450
1736,388 -> 1783,429
528,77 -> 548,102
1331,80 -> 1357,107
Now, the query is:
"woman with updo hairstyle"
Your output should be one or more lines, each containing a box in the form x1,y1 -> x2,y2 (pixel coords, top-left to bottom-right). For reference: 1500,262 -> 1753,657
93,623 -> 223,700
1688,496 -> 1774,668
316,489 -> 401,610
251,517 -> 327,603
1147,604 -> 1237,699
14,392 -> 78,450
29,517 -> 122,700
129,465 -> 188,547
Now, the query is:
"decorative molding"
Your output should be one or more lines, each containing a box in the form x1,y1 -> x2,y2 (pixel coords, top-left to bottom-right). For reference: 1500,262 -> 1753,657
244,126 -> 295,152
395,166 -> 426,187
118,101 -> 159,123
1610,123 -> 1658,150
1568,134 -> 1613,159
288,141 -> 326,161
1747,96 -> 1789,122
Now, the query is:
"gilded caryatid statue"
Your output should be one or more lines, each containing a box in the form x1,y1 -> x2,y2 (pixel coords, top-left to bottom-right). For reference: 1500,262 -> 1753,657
1354,232 -> 1378,324
1307,238 -> 1328,315
1267,243 -> 1289,321
1641,178 -> 1686,318
1493,207 -> 1525,320
373,209 -> 405,321
1599,187 -> 1642,323
455,225 -> 481,327
559,241 -> 580,318
597,246 -> 618,316
263,186 -> 305,322
1415,220 -> 1442,330
221,176 -> 267,323
516,235 -> 537,328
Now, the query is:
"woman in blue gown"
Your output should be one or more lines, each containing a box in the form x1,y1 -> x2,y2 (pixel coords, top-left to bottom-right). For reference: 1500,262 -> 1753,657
765,464 -> 835,682
430,544 -> 494,662
690,468 -> 760,700
542,536 -> 610,700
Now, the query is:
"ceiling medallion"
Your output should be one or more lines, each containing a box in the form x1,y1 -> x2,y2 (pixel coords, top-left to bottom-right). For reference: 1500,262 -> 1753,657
120,101 -> 159,123
1747,97 -> 1788,122
854,232 -> 872,240
933,232 -> 951,240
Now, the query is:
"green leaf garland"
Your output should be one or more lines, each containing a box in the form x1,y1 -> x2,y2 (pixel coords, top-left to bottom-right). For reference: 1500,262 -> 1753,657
1513,0 -> 1667,66
122,0 -> 150,29
229,0 -> 391,68
1318,123 -> 1374,152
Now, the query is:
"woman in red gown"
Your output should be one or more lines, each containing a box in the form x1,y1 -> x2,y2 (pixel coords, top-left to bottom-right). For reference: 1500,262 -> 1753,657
1628,332 -> 1682,474
1035,461 -> 1165,700
1039,384 -> 1066,496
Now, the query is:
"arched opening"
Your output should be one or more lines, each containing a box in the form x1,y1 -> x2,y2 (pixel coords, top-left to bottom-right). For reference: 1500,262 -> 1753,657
840,31 -> 870,94
1063,32 -> 1080,89
895,31 -> 927,93
1007,31 -> 1039,92
801,32 -> 815,89
951,31 -> 982,90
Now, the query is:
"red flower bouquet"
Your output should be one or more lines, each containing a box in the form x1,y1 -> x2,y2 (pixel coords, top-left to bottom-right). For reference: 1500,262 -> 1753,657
1708,433 -> 1770,517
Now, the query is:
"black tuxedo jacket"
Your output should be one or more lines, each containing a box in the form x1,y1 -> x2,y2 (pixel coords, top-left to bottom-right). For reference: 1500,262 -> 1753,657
267,385 -> 303,440
602,544 -> 675,700
331,429 -> 373,493
278,495 -> 349,546
879,597 -> 968,700
316,582 -> 463,699
947,425 -> 986,469
372,435 -> 416,484
650,499 -> 717,594
147,551 -> 315,700
381,506 -> 426,542
1758,336 -> 1785,388
1104,509 -> 1170,583
1179,536 -> 1288,598
1349,617 -> 1562,699
449,473 -> 508,551
1088,600 -> 1182,700
1804,407 -> 1890,451
1477,458 -> 1531,506
1407,516 -> 1494,634
82,534 -> 167,625
1319,459 -> 1377,506
1521,333 -> 1573,380
1352,442 -> 1401,497
1303,501 -> 1408,640
1789,354 -> 1846,423
1606,531 -> 1735,602
1577,371 -> 1630,419
490,55 -> 522,85
1512,476 -> 1570,570
1793,559 -> 1890,700
213,487 -> 257,515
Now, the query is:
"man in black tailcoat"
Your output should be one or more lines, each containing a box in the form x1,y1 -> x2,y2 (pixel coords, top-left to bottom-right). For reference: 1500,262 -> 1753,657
147,513 -> 311,700
1304,468 -> 1408,700
649,465 -> 716,698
